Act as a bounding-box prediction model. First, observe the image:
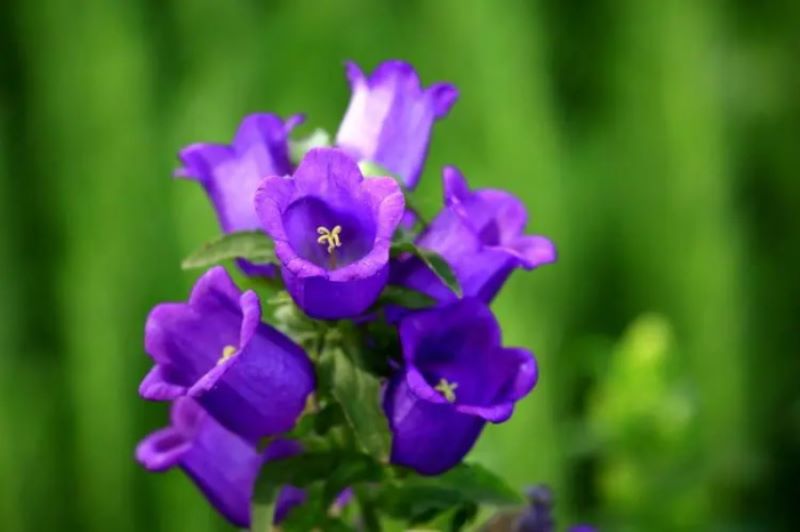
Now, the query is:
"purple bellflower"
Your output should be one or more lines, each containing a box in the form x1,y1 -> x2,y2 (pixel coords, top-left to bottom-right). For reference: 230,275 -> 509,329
140,266 -> 314,441
383,298 -> 538,475
137,399 -> 315,527
391,166 -> 557,304
255,147 -> 405,319
336,60 -> 458,190
176,113 -> 302,276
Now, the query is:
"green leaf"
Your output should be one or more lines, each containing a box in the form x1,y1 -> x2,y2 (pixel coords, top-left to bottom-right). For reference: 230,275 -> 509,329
253,450 -> 380,502
423,501 -> 479,532
430,463 -> 523,506
376,463 -> 522,523
289,128 -> 331,164
181,231 -> 275,270
319,343 -> 392,461
378,285 -> 437,310
391,241 -> 462,297
255,452 -> 339,500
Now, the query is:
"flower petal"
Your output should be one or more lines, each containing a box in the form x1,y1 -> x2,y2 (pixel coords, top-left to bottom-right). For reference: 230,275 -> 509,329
335,60 -> 458,189
384,376 -> 484,475
256,148 -> 403,319
135,427 -> 191,472
139,366 -> 187,401
142,267 -> 315,439
176,113 -> 299,235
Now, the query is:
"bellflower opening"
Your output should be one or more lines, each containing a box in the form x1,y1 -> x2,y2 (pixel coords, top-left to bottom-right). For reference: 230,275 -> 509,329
335,60 -> 458,189
140,266 -> 315,441
391,166 -> 557,304
384,298 -> 538,475
176,113 -> 303,276
255,147 -> 405,319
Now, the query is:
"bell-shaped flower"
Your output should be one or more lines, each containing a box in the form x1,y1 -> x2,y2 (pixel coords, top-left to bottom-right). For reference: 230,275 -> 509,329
176,113 -> 302,275
137,399 -> 316,528
391,166 -> 556,303
335,60 -> 458,190
383,298 -> 538,475
255,147 -> 405,319
140,266 -> 314,441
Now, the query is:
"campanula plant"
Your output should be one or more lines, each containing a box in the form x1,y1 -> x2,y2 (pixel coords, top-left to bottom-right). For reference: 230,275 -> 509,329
136,59 -> 572,531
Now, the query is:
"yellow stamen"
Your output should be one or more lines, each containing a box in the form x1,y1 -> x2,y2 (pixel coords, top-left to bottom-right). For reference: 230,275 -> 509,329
434,378 -> 459,403
217,345 -> 237,365
316,225 -> 342,254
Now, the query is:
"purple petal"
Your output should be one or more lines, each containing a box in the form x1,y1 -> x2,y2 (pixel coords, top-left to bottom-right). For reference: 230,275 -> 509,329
442,165 -> 471,207
178,407 -> 263,527
255,148 -> 404,319
135,426 -> 191,472
176,113 -> 301,277
280,263 -> 390,319
253,175 -> 297,241
144,267 -> 242,385
142,267 -> 315,440
506,235 -> 557,270
335,60 -> 458,189
293,146 -> 364,195
399,298 -> 501,365
384,375 -> 484,475
136,398 -> 262,528
398,299 -> 538,421
192,315 -> 316,440
392,166 -> 556,304
139,366 -> 187,401
274,486 -> 307,524
177,114 -> 301,234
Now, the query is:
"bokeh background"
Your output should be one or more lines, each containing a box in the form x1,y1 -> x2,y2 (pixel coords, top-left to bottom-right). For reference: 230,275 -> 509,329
1,0 -> 798,530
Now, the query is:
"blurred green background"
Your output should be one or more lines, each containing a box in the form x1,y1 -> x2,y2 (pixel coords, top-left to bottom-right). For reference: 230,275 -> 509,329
1,0 -> 798,530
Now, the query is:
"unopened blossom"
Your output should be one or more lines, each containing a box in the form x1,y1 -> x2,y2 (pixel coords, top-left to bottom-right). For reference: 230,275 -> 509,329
479,485 -> 596,532
140,266 -> 314,440
383,298 -> 538,475
391,166 -> 556,303
336,60 -> 458,189
177,113 -> 302,275
255,147 -> 404,319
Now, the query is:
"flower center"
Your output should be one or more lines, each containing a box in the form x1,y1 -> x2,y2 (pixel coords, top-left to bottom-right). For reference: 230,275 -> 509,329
434,378 -> 459,403
317,225 -> 342,254
217,345 -> 237,366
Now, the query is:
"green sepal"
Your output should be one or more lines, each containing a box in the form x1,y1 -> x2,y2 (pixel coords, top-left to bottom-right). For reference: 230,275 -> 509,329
289,128 -> 331,164
390,240 -> 462,297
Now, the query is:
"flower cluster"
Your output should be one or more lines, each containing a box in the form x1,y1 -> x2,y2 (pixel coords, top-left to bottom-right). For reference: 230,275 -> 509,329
137,60 -> 557,530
